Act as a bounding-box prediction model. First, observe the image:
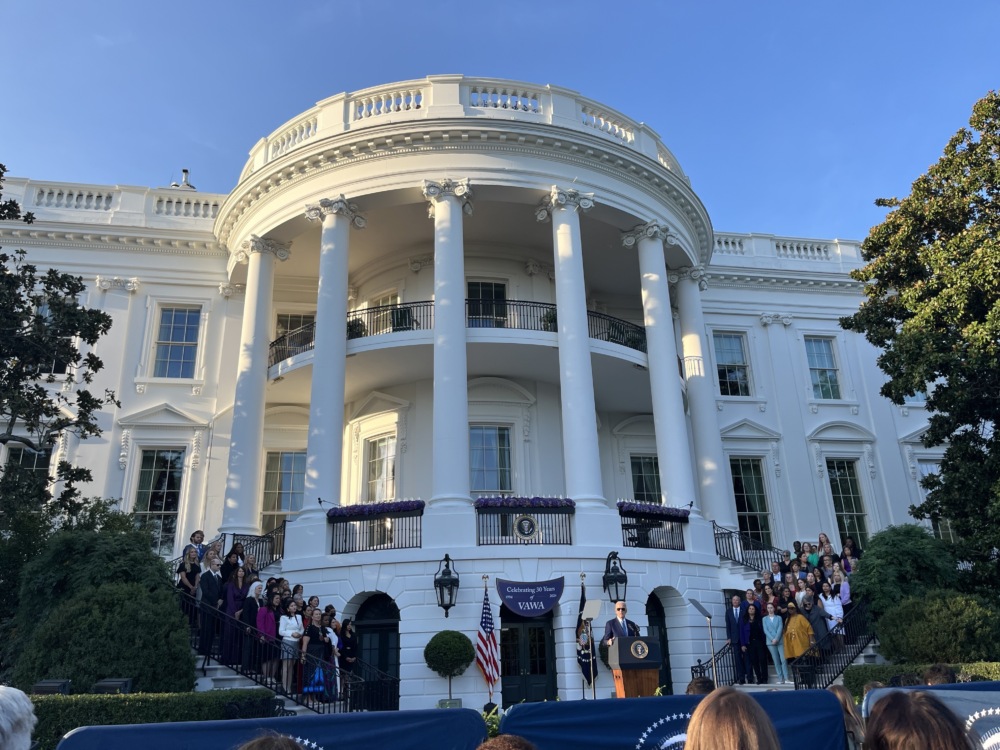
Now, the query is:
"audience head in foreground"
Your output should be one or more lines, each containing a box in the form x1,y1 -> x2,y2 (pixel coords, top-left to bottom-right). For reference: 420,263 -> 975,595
0,687 -> 38,750
683,686 -> 780,750
866,690 -> 983,750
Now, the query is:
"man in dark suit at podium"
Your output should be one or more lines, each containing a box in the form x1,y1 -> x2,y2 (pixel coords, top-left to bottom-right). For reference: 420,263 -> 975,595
602,601 -> 640,645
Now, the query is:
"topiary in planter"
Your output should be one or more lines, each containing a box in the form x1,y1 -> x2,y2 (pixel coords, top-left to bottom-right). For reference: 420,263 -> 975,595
424,630 -> 475,700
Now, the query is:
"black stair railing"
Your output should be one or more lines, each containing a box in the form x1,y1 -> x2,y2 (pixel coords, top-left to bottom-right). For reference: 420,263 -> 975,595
232,521 -> 286,571
690,641 -> 737,686
177,591 -> 398,713
787,599 -> 875,690
713,522 -> 786,572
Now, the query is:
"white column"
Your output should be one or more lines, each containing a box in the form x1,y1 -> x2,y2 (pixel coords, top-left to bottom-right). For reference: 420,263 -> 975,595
302,196 -> 366,512
623,222 -> 700,514
674,266 -> 738,528
424,179 -> 473,507
222,235 -> 289,535
536,187 -> 604,506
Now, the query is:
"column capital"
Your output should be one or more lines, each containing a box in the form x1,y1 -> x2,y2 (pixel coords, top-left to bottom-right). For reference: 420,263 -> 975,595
423,178 -> 474,217
235,235 -> 291,264
621,221 -> 680,248
535,186 -> 595,222
304,195 -> 367,229
669,265 -> 708,291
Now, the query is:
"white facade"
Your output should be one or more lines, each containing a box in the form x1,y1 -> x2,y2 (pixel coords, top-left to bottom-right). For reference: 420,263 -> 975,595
1,76 -> 938,703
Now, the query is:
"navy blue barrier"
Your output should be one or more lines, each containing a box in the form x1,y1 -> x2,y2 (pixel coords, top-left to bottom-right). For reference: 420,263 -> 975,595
500,690 -> 846,750
57,707 -> 487,750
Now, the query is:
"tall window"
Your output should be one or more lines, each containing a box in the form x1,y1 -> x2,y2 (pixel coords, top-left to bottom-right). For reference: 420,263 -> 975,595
262,451 -> 306,533
826,459 -> 869,547
370,292 -> 400,334
713,332 -> 751,396
470,425 -> 512,496
35,300 -> 70,375
630,455 -> 662,504
917,460 -> 958,543
134,448 -> 185,557
366,434 -> 397,502
276,313 -> 315,336
467,282 -> 507,328
805,337 -> 841,399
154,307 -> 201,378
730,457 -> 772,546
5,446 -> 52,482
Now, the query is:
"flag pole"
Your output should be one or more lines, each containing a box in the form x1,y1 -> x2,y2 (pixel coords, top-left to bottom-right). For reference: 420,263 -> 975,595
483,574 -> 493,704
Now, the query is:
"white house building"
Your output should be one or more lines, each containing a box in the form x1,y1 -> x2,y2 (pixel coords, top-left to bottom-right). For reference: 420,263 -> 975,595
1,76 -> 941,704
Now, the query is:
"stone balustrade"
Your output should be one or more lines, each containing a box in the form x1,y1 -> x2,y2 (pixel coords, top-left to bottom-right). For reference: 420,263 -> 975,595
711,233 -> 863,270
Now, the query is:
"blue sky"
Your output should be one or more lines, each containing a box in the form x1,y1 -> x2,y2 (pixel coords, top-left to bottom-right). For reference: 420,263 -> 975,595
4,1 -> 998,241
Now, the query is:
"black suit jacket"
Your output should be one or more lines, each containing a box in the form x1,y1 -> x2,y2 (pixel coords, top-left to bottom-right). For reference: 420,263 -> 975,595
725,603 -> 745,644
200,571 -> 223,609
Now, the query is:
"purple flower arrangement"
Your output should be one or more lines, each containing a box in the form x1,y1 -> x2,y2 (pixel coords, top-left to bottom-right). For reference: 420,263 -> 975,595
473,496 -> 576,510
616,500 -> 690,521
326,499 -> 425,520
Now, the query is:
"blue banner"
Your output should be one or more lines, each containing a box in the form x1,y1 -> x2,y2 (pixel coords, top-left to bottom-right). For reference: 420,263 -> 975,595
495,577 -> 564,617
57,708 -> 487,750
500,690 -> 845,750
862,680 -> 1000,746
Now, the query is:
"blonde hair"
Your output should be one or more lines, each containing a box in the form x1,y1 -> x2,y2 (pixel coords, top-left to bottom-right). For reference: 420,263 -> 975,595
829,685 -> 865,744
684,686 -> 780,750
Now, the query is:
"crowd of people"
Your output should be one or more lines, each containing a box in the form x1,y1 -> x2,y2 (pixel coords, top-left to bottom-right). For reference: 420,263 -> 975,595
724,532 -> 860,686
175,530 -> 358,703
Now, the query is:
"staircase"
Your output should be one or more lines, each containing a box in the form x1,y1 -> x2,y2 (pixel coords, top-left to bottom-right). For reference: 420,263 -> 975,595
786,601 -> 878,690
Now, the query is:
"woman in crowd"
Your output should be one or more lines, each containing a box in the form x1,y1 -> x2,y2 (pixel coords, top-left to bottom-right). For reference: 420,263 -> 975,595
795,577 -> 810,607
321,612 -> 340,701
684,686 -> 781,750
820,555 -> 836,581
777,585 -> 794,620
782,602 -> 815,661
220,549 -> 241,585
762,601 -> 789,684
818,580 -> 845,651
338,617 -> 358,697
833,571 -> 853,619
807,543 -> 821,570
176,545 -> 201,628
244,553 -> 260,580
806,571 -> 822,598
279,599 -> 304,695
241,580 -> 265,674
829,684 -> 864,750
300,607 -> 332,701
257,590 -> 282,686
222,566 -> 247,665
761,583 -> 778,611
866,690 -> 982,750
740,602 -> 768,685
201,547 -> 220,574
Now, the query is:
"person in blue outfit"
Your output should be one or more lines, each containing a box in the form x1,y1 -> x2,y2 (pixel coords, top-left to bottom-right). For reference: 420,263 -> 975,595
724,594 -> 747,685
602,601 -> 639,646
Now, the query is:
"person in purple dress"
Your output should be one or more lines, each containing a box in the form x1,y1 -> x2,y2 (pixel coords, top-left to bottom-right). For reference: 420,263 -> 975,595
221,567 -> 247,665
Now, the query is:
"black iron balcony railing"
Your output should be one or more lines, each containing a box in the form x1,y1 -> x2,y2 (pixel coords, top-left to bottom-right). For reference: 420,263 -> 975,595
178,590 -> 399,713
713,521 -> 786,572
475,506 -> 574,545
268,300 -> 650,365
691,640 -> 737,686
329,507 -> 423,554
587,310 -> 647,352
618,509 -> 685,550
231,521 -> 286,571
788,599 -> 875,690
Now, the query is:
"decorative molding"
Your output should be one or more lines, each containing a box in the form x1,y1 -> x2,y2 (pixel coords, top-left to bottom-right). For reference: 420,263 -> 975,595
535,186 -> 595,222
218,283 -> 245,298
759,313 -> 793,327
191,385 -> 202,396
55,431 -> 70,466
618,437 -> 627,475
408,255 -> 433,273
119,429 -> 130,470
352,423 -> 361,464
620,221 -> 680,249
0,227 -> 224,256
422,179 -> 474,218
234,235 -> 291,265
304,195 -> 367,229
850,405 -> 859,416
905,445 -> 917,478
191,429 -> 203,469
810,404 -> 819,414
95,275 -> 140,293
814,444 -> 824,477
864,443 -> 876,479
674,265 -> 709,292
398,408 -> 409,455
135,383 -> 146,394
347,285 -> 358,302
521,405 -> 532,440
770,440 -> 782,478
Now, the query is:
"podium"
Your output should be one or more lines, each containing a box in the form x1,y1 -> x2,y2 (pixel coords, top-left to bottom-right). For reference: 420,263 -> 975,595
608,636 -> 661,698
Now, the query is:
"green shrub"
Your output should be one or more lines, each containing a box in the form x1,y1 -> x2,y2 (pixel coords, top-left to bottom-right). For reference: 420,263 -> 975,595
843,662 -> 1000,702
31,689 -> 274,750
12,582 -> 195,693
851,525 -> 958,618
424,630 -> 475,699
877,591 -> 1000,663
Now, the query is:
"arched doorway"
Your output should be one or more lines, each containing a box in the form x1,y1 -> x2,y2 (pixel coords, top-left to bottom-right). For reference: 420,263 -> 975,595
499,605 -> 557,707
646,592 -> 672,694
354,593 -> 400,708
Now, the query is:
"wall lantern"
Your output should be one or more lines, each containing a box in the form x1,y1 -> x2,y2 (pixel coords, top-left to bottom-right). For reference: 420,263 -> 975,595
602,551 -> 628,604
434,553 -> 460,617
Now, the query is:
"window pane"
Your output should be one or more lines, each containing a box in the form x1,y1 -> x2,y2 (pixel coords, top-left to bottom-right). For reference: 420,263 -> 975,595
262,451 -> 306,526
730,457 -> 772,546
714,333 -> 751,397
470,425 -> 513,496
467,282 -> 508,327
826,459 -> 868,548
630,455 -> 662,504
805,337 -> 841,399
133,448 -> 184,556
154,307 -> 201,379
366,434 -> 397,502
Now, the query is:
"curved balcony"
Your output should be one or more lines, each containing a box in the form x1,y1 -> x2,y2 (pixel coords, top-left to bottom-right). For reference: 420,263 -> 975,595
267,300 -> 647,368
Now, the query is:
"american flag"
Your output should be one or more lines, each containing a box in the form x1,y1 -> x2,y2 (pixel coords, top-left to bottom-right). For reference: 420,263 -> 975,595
476,588 -> 501,696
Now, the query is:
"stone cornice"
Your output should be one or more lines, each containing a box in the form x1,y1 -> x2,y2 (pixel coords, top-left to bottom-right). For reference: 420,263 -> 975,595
304,195 -> 367,228
704,271 -> 863,293
422,179 -> 474,218
0,226 -> 224,256
214,120 -> 710,262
